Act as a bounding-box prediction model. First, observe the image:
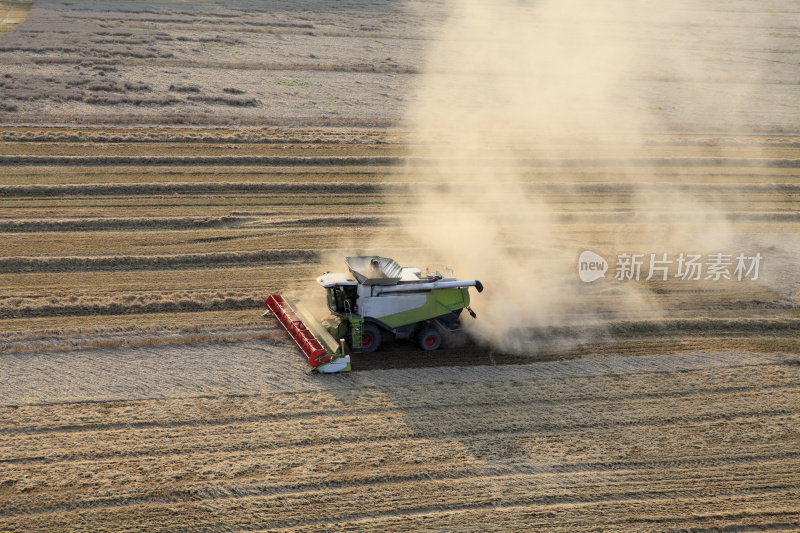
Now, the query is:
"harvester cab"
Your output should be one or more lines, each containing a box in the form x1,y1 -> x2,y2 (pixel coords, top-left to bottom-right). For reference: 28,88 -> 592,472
264,256 -> 483,373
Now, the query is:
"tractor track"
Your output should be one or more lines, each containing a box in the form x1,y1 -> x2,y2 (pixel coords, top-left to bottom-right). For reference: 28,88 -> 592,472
2,468 -> 798,524
0,408 -> 800,464
2,441 -> 796,493
3,486 -> 797,532
1,381 -> 796,450
2,385 -> 796,464
2,445 -> 799,530
4,378 -> 795,436
277,506 -> 800,533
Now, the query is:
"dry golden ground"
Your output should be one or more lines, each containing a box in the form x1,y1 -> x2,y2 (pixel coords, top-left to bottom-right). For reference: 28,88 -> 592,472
0,126 -> 798,531
1,356 -> 799,531
0,1 -> 30,36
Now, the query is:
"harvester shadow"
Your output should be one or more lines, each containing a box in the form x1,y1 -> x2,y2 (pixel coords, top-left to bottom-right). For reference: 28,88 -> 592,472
348,341 -> 528,371
348,333 -> 589,372
319,334 -> 597,469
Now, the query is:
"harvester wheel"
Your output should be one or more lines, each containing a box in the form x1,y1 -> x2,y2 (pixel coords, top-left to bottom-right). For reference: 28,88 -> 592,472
360,323 -> 382,354
419,328 -> 442,351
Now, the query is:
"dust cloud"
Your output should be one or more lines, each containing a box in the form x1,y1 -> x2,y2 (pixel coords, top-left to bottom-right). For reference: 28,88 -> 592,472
398,0 -> 753,352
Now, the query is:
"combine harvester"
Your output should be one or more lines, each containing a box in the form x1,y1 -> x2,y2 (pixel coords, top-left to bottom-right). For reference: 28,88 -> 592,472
264,256 -> 484,373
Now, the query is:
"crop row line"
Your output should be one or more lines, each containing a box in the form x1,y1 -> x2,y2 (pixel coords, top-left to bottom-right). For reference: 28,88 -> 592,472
2,155 -> 800,168
2,407 -> 795,466
0,248 -> 320,274
1,381 -> 796,437
0,181 -> 796,197
2,468 -> 797,527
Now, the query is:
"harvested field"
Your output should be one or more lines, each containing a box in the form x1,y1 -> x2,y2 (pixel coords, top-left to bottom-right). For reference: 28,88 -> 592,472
1,346 -> 799,531
1,0 -> 799,531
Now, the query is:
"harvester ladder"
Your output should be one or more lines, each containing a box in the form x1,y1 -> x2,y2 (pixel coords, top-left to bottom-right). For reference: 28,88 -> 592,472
349,316 -> 364,352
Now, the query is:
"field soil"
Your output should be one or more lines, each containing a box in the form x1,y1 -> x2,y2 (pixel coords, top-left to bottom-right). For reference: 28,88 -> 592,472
0,1 -> 799,531
2,344 -> 799,531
